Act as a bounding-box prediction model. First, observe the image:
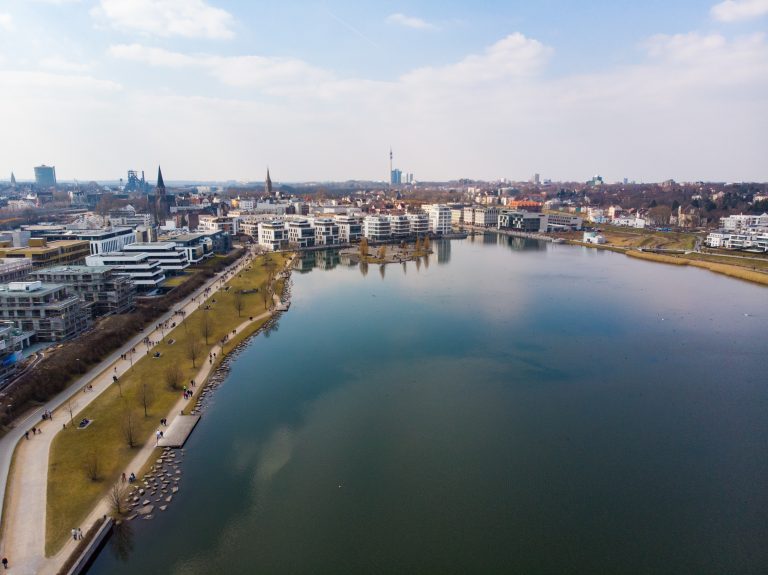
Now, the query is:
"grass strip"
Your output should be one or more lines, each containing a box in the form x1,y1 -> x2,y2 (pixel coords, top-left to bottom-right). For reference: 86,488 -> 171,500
45,253 -> 288,554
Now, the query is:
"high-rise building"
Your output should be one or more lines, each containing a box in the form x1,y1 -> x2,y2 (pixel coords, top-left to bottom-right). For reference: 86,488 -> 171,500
34,165 -> 56,189
390,169 -> 403,185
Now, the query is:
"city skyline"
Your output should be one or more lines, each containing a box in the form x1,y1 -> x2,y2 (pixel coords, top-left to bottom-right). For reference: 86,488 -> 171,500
1,0 -> 767,182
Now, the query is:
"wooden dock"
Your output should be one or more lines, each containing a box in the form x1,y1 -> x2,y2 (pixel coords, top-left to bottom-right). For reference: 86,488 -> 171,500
158,415 -> 201,448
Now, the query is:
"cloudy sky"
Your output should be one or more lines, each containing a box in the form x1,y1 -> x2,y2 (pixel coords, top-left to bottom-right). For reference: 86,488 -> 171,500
0,0 -> 766,183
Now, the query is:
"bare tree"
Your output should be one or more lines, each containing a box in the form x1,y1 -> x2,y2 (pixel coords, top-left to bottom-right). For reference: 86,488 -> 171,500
377,245 -> 387,260
187,338 -> 201,368
106,483 -> 130,517
139,380 -> 153,418
423,235 -> 431,250
65,398 -> 77,425
200,311 -> 211,345
359,237 -> 369,260
233,290 -> 244,317
122,410 -> 136,448
165,364 -> 183,391
84,448 -> 101,481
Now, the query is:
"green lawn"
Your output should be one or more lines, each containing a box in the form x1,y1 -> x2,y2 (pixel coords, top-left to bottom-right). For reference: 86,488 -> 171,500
46,252 -> 288,554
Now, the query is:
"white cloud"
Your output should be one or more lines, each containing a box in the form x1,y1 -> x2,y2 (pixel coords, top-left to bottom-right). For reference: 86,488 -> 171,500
0,70 -> 121,92
402,33 -> 551,84
109,43 -> 334,93
386,13 -> 435,30
39,56 -> 91,73
3,31 -> 768,182
92,0 -> 234,39
0,13 -> 12,31
711,0 -> 768,21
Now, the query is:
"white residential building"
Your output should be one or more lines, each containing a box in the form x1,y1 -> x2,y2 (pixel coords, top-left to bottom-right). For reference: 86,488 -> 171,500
286,219 -> 315,248
473,207 -> 500,227
363,216 -> 391,241
313,218 -> 340,246
547,213 -> 583,231
408,213 -> 429,236
122,242 -> 189,274
85,252 -> 166,289
705,230 -> 768,251
451,208 -> 464,226
336,215 -> 362,243
388,215 -> 411,238
720,213 -> 768,231
257,221 -> 288,251
427,205 -> 451,235
199,215 -> 240,235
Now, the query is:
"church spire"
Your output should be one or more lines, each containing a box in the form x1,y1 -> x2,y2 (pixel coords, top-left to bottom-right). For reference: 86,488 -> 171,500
156,166 -> 166,191
265,167 -> 272,195
10,172 -> 16,188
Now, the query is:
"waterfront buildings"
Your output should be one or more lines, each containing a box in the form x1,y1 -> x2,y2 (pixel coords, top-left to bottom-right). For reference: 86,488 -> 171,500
720,213 -> 768,231
498,210 -> 548,232
363,216 -> 391,241
257,221 -> 288,251
71,228 -> 136,255
337,215 -> 362,243
408,213 -> 429,236
85,253 -> 166,290
286,219 -> 316,248
122,242 -> 189,274
427,205 -> 452,235
313,218 -> 341,246
166,233 -> 215,264
388,215 -> 411,238
705,230 -> 768,252
545,213 -> 583,231
0,281 -> 91,342
31,265 -> 136,317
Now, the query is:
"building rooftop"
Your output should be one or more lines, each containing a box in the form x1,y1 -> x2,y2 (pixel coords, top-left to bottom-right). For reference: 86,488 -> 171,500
0,281 -> 68,296
32,265 -> 115,274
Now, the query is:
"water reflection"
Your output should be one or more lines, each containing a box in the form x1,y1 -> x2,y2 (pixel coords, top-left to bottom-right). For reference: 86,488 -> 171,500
110,521 -> 134,563
435,239 -> 451,264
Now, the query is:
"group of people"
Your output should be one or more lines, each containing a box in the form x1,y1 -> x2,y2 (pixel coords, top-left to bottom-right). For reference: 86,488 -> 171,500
70,527 -> 83,541
41,409 -> 53,420
119,349 -> 136,361
121,472 -> 137,483
24,426 -> 42,439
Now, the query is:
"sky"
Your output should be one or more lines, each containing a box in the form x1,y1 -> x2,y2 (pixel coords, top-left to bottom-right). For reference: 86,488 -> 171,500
0,0 -> 767,183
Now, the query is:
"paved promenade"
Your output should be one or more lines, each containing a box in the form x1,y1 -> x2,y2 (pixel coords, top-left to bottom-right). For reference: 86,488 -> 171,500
0,251 -> 266,574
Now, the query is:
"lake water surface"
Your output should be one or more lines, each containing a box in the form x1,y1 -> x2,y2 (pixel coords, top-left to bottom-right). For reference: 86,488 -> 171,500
89,236 -> 768,574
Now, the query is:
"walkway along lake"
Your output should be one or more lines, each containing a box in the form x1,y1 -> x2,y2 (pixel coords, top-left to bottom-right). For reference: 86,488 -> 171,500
89,235 -> 768,574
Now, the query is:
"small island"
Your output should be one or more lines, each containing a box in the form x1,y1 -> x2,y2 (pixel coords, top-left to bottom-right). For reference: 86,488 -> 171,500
340,236 -> 433,265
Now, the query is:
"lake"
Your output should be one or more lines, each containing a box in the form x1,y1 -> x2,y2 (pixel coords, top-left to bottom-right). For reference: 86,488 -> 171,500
89,236 -> 768,574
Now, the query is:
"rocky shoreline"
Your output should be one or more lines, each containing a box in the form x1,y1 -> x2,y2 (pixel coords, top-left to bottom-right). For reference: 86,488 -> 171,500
120,276 -> 294,524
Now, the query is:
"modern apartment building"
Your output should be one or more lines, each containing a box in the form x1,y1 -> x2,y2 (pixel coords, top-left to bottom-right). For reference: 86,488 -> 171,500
408,213 -> 429,236
363,216 -> 391,241
546,213 -> 583,231
31,265 -> 136,317
85,253 -> 166,290
313,218 -> 341,246
0,239 -> 90,268
336,215 -> 362,243
498,210 -> 548,232
427,205 -> 452,235
0,281 -> 91,342
388,215 -> 411,238
257,221 -> 288,251
286,219 -> 316,248
122,242 -> 189,274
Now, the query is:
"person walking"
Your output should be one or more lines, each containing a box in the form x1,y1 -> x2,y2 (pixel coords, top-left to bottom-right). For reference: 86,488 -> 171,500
78,528 -> 83,540
71,528 -> 77,541
2,557 -> 8,569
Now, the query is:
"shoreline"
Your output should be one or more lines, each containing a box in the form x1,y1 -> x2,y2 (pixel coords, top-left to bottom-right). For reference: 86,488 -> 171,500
0,251 -> 293,575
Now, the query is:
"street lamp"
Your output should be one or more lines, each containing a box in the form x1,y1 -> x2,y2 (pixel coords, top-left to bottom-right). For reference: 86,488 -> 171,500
75,358 -> 82,375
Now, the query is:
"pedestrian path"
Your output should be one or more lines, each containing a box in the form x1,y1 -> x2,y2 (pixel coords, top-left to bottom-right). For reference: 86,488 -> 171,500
0,252 -> 263,575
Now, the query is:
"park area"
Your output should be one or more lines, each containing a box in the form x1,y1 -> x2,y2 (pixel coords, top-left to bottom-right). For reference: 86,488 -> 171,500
45,252 -> 289,554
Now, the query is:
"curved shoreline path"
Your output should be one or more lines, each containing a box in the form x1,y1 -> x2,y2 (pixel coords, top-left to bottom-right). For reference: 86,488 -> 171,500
0,250 -> 273,574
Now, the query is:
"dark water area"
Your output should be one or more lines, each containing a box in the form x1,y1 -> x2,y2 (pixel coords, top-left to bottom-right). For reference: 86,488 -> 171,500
90,236 -> 768,574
